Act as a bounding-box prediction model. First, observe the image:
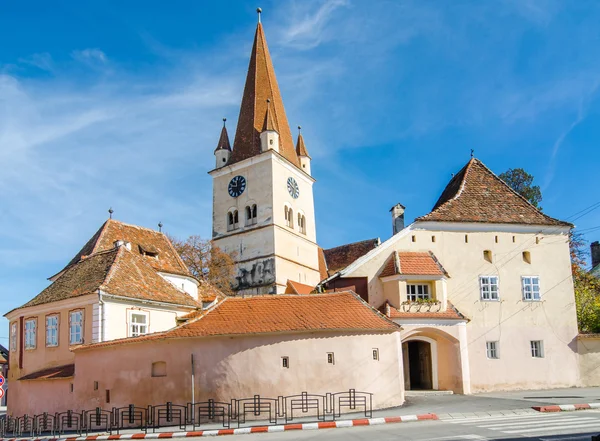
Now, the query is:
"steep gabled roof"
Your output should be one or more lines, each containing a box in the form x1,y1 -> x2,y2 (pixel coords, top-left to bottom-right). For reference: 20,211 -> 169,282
295,132 -> 310,158
13,247 -> 199,313
228,23 -> 299,167
74,292 -> 400,351
323,238 -> 380,274
417,158 -> 570,226
56,219 -> 190,278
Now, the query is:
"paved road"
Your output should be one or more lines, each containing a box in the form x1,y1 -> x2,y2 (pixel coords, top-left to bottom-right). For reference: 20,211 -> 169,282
187,410 -> 600,441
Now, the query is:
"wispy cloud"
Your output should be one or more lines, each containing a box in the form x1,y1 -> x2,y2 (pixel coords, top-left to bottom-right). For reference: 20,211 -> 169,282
17,52 -> 55,72
71,48 -> 108,67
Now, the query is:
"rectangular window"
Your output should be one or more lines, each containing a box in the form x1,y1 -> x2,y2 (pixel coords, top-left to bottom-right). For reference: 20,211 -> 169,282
25,319 -> 37,349
522,276 -> 541,301
129,312 -> 148,337
70,310 -> 84,345
327,352 -> 335,364
486,341 -> 499,359
406,284 -> 430,302
46,315 -> 59,347
10,322 -> 17,352
282,357 -> 289,368
479,276 -> 499,301
531,341 -> 544,358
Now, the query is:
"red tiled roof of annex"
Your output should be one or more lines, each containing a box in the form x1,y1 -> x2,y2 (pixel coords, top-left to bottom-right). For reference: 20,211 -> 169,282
285,280 -> 316,295
417,158 -> 570,226
380,251 -> 447,278
75,292 -> 399,351
19,364 -> 75,381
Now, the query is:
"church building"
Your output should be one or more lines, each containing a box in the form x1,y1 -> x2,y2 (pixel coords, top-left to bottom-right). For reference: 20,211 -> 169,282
3,11 -> 583,419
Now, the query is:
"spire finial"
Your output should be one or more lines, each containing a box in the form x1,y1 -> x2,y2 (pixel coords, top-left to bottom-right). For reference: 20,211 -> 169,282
158,221 -> 163,232
108,207 -> 114,219
298,125 -> 302,134
470,148 -> 474,158
257,7 -> 262,23
223,117 -> 227,128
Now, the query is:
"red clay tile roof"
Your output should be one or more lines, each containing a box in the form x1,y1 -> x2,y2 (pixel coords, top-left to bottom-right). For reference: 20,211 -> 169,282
14,247 -> 199,312
75,292 -> 400,351
19,363 -> 74,381
295,132 -> 310,158
323,238 -> 379,274
285,280 -> 316,295
214,123 -> 232,153
228,23 -> 299,168
380,251 -> 447,277
318,247 -> 329,281
57,219 -> 190,278
417,158 -> 570,226
384,301 -> 467,321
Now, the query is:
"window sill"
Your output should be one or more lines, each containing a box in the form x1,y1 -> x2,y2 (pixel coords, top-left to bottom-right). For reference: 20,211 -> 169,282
45,344 -> 59,348
522,299 -> 542,302
480,299 -> 501,302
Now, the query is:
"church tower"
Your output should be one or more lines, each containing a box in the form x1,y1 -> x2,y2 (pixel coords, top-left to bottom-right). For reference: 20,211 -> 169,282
209,11 -> 320,295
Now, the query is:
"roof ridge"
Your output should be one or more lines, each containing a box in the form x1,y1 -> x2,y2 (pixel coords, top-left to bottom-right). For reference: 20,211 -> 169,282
100,246 -> 126,289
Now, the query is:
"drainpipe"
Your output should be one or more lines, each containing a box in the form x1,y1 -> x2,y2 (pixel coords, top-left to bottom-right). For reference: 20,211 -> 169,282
99,291 -> 105,343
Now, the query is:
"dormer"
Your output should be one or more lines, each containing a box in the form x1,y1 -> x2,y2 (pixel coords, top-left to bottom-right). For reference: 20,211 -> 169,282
260,99 -> 279,153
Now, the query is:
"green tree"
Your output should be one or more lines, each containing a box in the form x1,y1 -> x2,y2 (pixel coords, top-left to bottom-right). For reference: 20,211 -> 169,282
499,168 -> 543,209
570,231 -> 600,333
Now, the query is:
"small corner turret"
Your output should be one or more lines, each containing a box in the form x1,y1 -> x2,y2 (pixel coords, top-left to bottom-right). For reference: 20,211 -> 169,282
260,98 -> 280,153
214,118 -> 232,168
295,126 -> 311,175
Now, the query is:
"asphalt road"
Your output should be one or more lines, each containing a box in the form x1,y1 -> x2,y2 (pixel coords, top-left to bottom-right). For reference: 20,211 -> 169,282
187,410 -> 600,441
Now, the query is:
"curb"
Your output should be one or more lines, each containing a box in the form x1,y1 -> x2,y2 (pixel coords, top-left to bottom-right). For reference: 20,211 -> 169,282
0,414 -> 438,441
533,403 -> 600,412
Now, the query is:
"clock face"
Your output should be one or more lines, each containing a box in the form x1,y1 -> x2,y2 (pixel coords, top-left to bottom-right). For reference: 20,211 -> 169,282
228,175 -> 246,198
287,177 -> 299,199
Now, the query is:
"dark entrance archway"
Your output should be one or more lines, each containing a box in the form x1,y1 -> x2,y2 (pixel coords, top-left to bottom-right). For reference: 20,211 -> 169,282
403,340 -> 433,390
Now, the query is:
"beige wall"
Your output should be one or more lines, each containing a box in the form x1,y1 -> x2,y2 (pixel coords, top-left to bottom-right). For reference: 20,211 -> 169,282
66,331 -> 403,416
577,336 -> 600,386
6,294 -> 97,383
344,223 -> 579,392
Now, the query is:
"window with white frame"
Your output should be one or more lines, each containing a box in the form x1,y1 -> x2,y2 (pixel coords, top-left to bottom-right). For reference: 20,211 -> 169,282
406,284 -> 430,301
46,315 -> 59,347
129,312 -> 148,337
479,276 -> 499,301
486,341 -> 499,359
284,206 -> 294,228
530,340 -> 544,358
298,213 -> 306,234
25,318 -> 36,349
522,276 -> 541,301
10,322 -> 17,352
70,310 -> 84,345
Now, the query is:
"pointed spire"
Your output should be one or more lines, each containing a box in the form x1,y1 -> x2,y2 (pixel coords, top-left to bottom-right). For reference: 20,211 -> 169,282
262,99 -> 277,132
214,118 -> 232,153
229,17 -> 299,167
295,126 -> 310,158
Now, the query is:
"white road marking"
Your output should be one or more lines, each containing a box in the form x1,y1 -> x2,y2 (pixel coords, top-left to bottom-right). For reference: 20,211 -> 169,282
480,416 -> 598,429
502,421 -> 600,434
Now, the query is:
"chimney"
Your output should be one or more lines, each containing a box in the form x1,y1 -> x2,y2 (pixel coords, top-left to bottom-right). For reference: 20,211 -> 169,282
592,241 -> 600,269
390,203 -> 405,235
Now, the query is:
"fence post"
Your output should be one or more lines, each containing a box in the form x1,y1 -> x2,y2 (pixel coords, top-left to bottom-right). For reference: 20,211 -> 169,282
128,404 -> 134,424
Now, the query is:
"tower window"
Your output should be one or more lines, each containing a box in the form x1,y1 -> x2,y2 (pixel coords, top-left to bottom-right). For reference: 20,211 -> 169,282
227,210 -> 239,231
285,206 -> 294,228
222,158 -> 226,163
327,353 -> 335,365
298,213 -> 306,234
483,250 -> 492,263
282,357 -> 289,368
523,251 -> 531,264
245,204 -> 257,226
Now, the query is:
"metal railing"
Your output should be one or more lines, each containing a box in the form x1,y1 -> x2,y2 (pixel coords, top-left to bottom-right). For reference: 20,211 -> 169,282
0,389 -> 373,437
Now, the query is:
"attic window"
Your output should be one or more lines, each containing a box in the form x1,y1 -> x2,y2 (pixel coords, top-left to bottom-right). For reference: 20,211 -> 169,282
483,250 -> 493,263
282,357 -> 289,368
465,235 -> 469,243
411,235 -> 416,243
523,251 -> 531,264
495,236 -> 499,243
139,245 -> 159,258
432,236 -> 436,243
512,236 -> 516,243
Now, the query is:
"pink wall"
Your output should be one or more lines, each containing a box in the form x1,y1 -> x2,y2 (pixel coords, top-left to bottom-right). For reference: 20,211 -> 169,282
66,331 -> 404,415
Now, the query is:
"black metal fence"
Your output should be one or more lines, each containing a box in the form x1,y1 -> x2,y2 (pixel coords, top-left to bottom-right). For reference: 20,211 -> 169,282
0,389 -> 373,437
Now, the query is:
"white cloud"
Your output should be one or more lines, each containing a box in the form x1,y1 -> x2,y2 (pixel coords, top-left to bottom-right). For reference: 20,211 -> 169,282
71,48 -> 108,66
18,52 -> 55,72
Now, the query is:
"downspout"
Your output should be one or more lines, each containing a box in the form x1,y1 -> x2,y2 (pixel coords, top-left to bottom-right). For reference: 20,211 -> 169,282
98,290 -> 105,343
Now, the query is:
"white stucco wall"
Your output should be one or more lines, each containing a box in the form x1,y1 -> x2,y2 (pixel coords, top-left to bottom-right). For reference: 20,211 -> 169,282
158,272 -> 199,300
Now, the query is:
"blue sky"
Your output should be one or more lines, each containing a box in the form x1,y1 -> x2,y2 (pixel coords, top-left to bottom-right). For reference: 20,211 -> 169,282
2,0 -> 600,340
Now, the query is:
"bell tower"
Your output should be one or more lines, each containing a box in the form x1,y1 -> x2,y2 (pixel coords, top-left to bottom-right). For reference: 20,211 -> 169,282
208,10 -> 320,295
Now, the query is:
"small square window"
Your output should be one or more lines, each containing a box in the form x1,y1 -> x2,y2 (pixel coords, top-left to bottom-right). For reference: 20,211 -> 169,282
431,236 -> 436,243
106,390 -> 111,403
480,276 -> 499,301
70,383 -> 74,393
486,341 -> 499,359
372,349 -> 379,361
531,340 -> 544,358
327,353 -> 335,364
465,234 -> 469,243
483,250 -> 493,263
282,357 -> 289,368
523,251 -> 531,264
495,236 -> 498,243
411,235 -> 416,243
94,381 -> 99,391
512,236 -> 516,243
